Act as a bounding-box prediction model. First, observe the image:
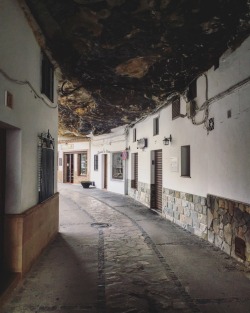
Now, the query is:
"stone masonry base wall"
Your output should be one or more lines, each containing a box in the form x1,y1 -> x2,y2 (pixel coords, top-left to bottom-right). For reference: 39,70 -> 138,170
207,195 -> 250,265
128,184 -> 250,265
162,188 -> 208,239
128,180 -> 151,208
4,193 -> 59,275
162,188 -> 250,266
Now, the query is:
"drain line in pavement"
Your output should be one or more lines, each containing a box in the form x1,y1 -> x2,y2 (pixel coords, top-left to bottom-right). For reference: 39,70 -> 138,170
67,191 -> 201,312
62,196 -> 107,313
97,229 -> 106,313
91,195 -> 201,313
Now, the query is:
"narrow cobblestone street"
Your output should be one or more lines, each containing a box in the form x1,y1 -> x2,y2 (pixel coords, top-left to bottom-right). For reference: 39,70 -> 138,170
2,184 -> 250,313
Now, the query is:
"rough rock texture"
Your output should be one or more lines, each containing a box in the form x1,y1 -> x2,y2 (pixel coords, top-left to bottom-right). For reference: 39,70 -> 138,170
24,0 -> 250,135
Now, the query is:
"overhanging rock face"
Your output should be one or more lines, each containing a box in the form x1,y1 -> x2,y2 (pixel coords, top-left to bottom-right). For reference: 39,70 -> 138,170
24,0 -> 250,135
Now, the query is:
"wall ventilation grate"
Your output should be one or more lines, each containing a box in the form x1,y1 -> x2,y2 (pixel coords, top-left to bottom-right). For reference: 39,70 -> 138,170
235,237 -> 246,261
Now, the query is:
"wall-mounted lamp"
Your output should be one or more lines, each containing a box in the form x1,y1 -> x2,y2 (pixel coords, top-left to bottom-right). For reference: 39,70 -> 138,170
163,135 -> 172,145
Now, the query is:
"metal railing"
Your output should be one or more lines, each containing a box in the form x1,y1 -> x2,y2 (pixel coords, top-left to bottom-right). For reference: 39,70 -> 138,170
38,130 -> 54,203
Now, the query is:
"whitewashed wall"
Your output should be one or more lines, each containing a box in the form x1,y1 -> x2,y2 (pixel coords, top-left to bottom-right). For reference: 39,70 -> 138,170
0,0 -> 58,213
205,37 -> 250,204
88,36 -> 250,205
90,126 -> 127,195
128,36 -> 250,204
128,106 -> 208,197
58,139 -> 90,183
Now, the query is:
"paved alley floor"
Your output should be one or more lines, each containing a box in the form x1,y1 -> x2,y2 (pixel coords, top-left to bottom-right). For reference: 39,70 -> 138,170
2,184 -> 250,313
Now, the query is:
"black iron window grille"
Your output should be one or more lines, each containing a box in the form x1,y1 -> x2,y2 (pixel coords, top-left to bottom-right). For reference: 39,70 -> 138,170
94,154 -> 98,171
38,130 -> 55,203
187,79 -> 197,101
78,152 -> 88,175
172,97 -> 181,120
133,128 -> 137,142
112,152 -> 123,180
153,117 -> 159,136
41,53 -> 54,102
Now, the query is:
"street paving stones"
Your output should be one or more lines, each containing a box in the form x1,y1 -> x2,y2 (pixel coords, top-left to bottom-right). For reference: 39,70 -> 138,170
2,184 -> 250,313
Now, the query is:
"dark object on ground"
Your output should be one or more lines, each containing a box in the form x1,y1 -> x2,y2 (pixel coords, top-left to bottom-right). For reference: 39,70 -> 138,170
81,181 -> 95,189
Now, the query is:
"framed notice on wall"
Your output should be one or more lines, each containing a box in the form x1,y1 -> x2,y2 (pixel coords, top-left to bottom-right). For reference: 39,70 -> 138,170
170,157 -> 178,172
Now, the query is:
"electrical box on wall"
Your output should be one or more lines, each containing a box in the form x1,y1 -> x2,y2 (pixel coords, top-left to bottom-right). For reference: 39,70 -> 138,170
5,90 -> 13,109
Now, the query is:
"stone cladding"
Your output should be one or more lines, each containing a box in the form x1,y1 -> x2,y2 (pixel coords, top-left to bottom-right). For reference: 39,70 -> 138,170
162,188 -> 208,239
207,195 -> 250,266
128,180 -> 151,207
129,184 -> 250,266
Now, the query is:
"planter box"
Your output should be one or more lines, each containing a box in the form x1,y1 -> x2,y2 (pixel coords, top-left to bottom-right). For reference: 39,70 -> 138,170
81,181 -> 94,189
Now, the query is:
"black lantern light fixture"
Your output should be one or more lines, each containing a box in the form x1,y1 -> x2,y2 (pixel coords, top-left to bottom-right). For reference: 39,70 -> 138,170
163,135 -> 172,145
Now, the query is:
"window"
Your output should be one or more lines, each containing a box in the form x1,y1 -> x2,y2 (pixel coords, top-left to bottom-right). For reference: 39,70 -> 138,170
133,128 -> 137,142
187,79 -> 197,101
153,117 -> 159,136
78,152 -> 87,175
38,131 -> 54,203
112,152 -> 123,180
94,154 -> 98,171
41,52 -> 54,102
131,153 -> 138,190
172,97 -> 180,120
181,145 -> 190,177
58,158 -> 62,166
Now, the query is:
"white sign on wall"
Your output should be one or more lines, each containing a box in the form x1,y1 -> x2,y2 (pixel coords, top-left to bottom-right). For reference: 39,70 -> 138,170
61,144 -> 74,150
170,157 -> 178,172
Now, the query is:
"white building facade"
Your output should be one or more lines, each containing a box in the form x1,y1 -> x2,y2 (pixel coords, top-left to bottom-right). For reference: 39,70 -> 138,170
0,0 -> 59,277
90,36 -> 250,265
90,126 -> 128,195
58,137 -> 90,184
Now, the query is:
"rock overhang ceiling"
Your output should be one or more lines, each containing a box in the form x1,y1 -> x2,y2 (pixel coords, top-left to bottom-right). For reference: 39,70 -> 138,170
24,0 -> 250,135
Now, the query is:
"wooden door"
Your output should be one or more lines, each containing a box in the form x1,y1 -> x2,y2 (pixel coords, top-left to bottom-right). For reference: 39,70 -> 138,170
64,154 -> 74,183
103,154 -> 108,189
155,150 -> 162,211
0,129 -> 6,271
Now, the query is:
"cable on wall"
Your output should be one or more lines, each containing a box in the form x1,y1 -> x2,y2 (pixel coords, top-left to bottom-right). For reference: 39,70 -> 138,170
0,68 -> 57,109
191,74 -> 250,133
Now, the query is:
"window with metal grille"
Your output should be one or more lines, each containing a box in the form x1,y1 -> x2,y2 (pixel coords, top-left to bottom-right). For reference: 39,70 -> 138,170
153,117 -> 159,136
131,153 -> 138,190
181,145 -> 191,177
172,97 -> 181,120
38,131 -> 54,203
133,128 -> 137,142
187,79 -> 197,101
78,152 -> 87,175
112,152 -> 123,180
94,154 -> 98,171
41,53 -> 54,102
58,158 -> 62,166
